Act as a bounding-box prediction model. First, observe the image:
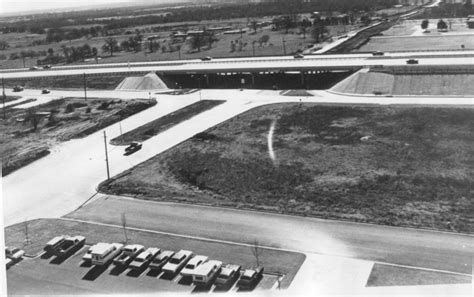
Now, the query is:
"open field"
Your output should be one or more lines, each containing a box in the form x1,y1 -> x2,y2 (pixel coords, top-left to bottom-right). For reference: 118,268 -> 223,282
355,34 -> 474,52
5,218 -> 305,293
111,100 -> 225,145
100,103 -> 474,233
381,18 -> 474,37
4,73 -> 135,91
0,97 -> 156,175
366,264 -> 471,287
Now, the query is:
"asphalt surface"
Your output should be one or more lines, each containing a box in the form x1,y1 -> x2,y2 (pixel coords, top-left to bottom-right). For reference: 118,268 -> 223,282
67,195 -> 474,275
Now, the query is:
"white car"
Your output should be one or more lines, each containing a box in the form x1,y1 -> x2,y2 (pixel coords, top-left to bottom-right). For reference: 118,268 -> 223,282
162,250 -> 194,275
129,247 -> 161,269
180,255 -> 208,277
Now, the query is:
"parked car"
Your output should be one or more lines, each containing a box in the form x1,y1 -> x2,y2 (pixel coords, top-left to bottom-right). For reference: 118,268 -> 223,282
149,250 -> 174,270
162,249 -> 194,275
5,247 -> 25,268
192,260 -> 223,286
42,89 -> 50,94
180,255 -> 208,278
113,244 -> 144,266
236,267 -> 264,290
55,235 -> 86,258
200,56 -> 212,61
91,243 -> 123,266
372,51 -> 384,56
44,235 -> 67,254
215,264 -> 241,287
406,59 -> 419,64
12,86 -> 24,92
293,53 -> 304,59
129,247 -> 161,269
82,243 -> 101,263
124,142 -> 142,155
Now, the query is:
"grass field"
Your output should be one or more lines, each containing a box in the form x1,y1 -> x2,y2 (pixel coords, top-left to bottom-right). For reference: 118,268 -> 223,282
111,100 -> 225,145
1,98 -> 156,175
5,218 -> 305,289
100,103 -> 474,233
355,34 -> 474,52
366,264 -> 471,287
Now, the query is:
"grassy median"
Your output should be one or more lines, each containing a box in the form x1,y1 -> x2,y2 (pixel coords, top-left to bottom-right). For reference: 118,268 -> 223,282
100,103 -> 474,233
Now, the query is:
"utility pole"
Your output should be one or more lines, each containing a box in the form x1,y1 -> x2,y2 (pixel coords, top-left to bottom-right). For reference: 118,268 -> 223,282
83,73 -> 87,101
103,131 -> 110,180
2,77 -> 6,120
282,37 -> 286,55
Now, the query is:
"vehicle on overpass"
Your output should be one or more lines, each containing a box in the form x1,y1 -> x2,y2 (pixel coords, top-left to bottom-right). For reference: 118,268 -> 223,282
406,59 -> 419,64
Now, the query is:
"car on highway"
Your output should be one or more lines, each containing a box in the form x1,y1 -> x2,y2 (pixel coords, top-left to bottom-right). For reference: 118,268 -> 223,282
42,89 -> 50,94
406,59 -> 419,64
149,250 -> 174,270
91,242 -> 123,266
44,235 -> 67,254
129,247 -> 161,269
215,264 -> 241,288
162,249 -> 194,275
293,53 -> 304,59
124,142 -> 142,155
29,66 -> 41,71
113,244 -> 144,266
55,235 -> 86,258
12,86 -> 24,92
180,255 -> 208,278
5,247 -> 25,268
192,260 -> 223,286
236,267 -> 264,290
200,56 -> 212,61
372,51 -> 384,56
42,65 -> 52,69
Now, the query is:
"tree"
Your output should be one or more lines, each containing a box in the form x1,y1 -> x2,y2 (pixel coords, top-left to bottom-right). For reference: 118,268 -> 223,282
47,48 -> 54,56
421,19 -> 429,30
25,107 -> 41,131
258,35 -> 269,47
102,37 -> 118,56
121,213 -> 129,244
251,239 -> 263,267
250,20 -> 258,34
437,19 -> 447,31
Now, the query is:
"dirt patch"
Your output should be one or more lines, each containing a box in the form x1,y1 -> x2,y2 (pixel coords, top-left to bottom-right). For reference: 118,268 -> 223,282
111,100 -> 225,145
1,98 -> 156,176
366,263 -> 471,287
99,103 -> 474,233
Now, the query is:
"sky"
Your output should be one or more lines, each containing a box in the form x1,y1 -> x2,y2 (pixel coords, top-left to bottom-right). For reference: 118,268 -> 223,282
0,0 -> 133,15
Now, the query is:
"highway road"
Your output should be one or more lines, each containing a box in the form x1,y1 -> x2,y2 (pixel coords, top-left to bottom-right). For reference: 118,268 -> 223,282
66,194 -> 474,276
2,51 -> 474,79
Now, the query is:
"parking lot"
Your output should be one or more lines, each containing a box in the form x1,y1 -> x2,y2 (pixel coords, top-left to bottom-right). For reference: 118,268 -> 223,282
6,219 -> 305,294
7,244 -> 281,294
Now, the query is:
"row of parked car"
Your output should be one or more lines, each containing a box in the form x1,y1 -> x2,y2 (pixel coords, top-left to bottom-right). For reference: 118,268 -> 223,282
44,235 -> 264,290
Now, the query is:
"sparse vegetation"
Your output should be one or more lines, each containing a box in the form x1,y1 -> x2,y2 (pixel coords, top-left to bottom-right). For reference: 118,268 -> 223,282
100,103 -> 474,233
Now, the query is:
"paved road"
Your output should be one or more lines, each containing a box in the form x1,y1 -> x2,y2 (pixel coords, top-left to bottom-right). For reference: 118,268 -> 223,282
3,53 -> 474,79
66,195 -> 473,275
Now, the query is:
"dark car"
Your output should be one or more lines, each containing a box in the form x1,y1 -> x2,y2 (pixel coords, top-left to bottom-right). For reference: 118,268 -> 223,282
55,235 -> 86,258
236,267 -> 264,290
406,59 -> 419,64
124,142 -> 142,155
42,65 -> 52,69
215,264 -> 241,288
200,56 -> 212,61
29,66 -> 40,71
42,89 -> 50,94
12,86 -> 24,92
294,53 -> 304,59
372,51 -> 384,56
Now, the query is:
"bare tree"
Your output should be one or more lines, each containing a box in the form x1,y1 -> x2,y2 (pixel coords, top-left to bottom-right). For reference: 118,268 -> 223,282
251,239 -> 263,267
121,213 -> 129,243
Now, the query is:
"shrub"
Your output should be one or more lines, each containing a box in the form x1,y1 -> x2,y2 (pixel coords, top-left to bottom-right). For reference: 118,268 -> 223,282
85,107 -> 91,113
65,103 -> 75,113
